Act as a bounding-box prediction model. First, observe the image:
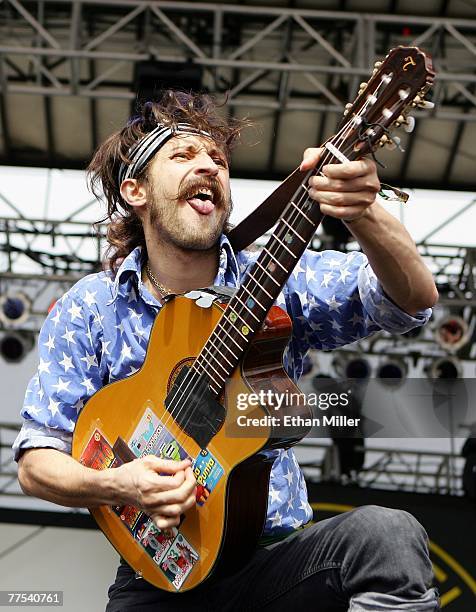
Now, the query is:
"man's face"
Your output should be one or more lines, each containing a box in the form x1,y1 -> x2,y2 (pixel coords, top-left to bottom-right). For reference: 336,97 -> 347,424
144,134 -> 232,251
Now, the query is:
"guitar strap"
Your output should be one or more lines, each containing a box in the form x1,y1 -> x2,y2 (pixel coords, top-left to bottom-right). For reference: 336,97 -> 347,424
227,166 -> 307,253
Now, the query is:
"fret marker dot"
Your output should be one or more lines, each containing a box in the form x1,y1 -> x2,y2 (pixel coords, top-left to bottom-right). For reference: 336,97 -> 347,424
247,298 -> 255,309
268,262 -> 276,273
229,312 -> 237,322
242,325 -> 249,335
285,233 -> 293,244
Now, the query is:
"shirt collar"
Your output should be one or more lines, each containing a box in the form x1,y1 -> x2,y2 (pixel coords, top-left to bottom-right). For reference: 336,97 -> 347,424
109,235 -> 240,304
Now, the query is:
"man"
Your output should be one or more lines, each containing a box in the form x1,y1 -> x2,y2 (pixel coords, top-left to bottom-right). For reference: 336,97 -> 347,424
14,90 -> 439,611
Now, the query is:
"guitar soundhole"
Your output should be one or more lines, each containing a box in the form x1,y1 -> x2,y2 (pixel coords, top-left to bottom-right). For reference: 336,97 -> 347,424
167,357 -> 195,394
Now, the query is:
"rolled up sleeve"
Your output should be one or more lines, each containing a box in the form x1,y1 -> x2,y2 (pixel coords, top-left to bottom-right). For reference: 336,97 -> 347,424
12,420 -> 72,462
358,262 -> 431,334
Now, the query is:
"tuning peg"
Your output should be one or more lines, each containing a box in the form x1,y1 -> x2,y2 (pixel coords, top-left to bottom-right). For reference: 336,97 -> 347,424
385,136 -> 404,152
403,116 -> 415,133
378,135 -> 389,147
360,82 -> 368,89
394,114 -> 405,128
343,102 -> 353,116
374,61 -> 382,68
419,100 -> 435,110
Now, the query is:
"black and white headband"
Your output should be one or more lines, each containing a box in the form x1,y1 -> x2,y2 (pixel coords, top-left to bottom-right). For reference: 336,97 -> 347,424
118,122 -> 212,186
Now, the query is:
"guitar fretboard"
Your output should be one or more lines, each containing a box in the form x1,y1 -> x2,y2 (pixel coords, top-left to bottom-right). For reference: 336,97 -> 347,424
195,136 -> 357,396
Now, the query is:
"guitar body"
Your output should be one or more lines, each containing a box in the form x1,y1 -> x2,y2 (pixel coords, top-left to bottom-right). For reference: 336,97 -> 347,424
72,293 -> 311,592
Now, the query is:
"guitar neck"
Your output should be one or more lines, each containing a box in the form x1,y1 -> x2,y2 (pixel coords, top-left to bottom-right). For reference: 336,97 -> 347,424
195,138 -> 352,396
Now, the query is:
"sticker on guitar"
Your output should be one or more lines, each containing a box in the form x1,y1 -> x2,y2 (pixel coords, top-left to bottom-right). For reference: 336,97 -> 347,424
79,429 -> 115,470
159,533 -> 200,590
128,406 -> 224,506
129,406 -> 189,461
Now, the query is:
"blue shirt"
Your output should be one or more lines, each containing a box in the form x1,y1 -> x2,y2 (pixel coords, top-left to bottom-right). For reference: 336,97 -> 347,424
13,234 -> 430,535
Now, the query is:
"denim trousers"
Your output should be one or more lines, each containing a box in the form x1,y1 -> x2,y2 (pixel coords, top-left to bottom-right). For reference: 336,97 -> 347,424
106,505 -> 440,612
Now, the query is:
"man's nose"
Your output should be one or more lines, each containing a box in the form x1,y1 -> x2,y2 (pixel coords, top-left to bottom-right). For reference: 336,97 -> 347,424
194,153 -> 219,176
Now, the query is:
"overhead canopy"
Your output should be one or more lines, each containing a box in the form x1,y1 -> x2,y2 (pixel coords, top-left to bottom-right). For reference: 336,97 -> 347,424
0,0 -> 475,190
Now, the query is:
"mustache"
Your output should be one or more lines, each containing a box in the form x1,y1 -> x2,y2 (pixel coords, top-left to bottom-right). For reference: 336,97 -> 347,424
176,176 -> 228,210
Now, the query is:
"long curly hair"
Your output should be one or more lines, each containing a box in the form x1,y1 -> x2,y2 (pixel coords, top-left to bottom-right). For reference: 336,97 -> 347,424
88,90 -> 248,270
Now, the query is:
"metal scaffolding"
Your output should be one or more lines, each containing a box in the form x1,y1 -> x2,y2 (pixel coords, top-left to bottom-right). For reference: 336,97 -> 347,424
1,1 -> 476,187
0,1 -> 475,118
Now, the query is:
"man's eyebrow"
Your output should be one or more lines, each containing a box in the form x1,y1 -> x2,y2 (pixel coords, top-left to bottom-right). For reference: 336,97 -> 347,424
170,142 -> 226,158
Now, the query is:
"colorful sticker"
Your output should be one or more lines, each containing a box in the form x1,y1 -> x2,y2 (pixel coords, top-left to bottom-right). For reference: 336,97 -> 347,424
114,504 -> 144,532
136,520 -> 176,564
128,407 -> 188,462
79,429 -> 115,470
160,533 -> 199,590
193,449 -> 224,506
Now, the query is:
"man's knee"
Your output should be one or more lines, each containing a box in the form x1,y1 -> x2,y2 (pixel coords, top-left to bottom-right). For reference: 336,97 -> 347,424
339,505 -> 434,596
351,505 -> 428,544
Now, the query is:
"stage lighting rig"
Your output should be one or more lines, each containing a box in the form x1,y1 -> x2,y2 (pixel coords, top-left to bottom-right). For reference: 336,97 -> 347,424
0,292 -> 31,326
427,356 -> 462,380
0,331 -> 35,363
435,315 -> 470,353
376,357 -> 407,388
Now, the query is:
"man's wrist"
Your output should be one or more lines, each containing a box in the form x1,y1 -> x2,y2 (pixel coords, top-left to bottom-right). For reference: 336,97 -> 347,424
343,202 -> 375,226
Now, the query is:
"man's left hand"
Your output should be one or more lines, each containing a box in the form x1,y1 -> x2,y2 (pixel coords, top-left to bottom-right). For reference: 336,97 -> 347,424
300,148 -> 380,222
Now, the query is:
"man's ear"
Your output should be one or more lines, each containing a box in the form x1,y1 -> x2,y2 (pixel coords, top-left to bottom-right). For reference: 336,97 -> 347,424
120,179 -> 147,211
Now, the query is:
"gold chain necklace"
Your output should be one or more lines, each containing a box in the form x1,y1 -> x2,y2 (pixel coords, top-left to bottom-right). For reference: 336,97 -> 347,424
145,262 -> 175,297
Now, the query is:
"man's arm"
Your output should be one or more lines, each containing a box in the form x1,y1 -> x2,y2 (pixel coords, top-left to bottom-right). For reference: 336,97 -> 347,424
301,151 -> 438,315
341,201 -> 437,315
18,448 -> 196,530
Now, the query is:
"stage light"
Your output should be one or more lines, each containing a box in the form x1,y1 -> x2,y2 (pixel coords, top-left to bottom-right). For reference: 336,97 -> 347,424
343,357 -> 371,380
427,356 -> 462,380
0,331 -> 35,363
435,315 -> 469,352
376,358 -> 407,388
0,292 -> 31,326
332,355 -> 371,380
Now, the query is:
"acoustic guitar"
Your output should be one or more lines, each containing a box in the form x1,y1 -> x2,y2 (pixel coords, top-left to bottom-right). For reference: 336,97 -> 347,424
72,46 -> 435,592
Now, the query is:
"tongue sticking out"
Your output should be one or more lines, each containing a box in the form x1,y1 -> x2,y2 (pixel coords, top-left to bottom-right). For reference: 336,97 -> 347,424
187,197 -> 215,215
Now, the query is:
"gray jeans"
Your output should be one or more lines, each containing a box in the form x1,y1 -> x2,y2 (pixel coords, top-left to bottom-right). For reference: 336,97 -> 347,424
106,505 -> 439,611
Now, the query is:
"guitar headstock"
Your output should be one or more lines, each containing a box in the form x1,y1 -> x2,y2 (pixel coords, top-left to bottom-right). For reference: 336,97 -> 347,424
336,46 -> 435,159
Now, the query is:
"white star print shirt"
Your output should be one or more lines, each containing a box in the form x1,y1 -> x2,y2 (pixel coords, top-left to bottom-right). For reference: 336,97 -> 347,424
13,235 -> 430,536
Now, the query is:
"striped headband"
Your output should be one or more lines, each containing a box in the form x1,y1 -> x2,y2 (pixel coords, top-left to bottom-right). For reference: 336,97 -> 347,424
118,122 -> 212,186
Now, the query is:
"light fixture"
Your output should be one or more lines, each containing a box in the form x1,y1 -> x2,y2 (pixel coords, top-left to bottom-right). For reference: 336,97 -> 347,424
0,292 -> 31,326
376,357 -> 407,388
427,356 -> 462,380
332,355 -> 371,380
0,331 -> 35,363
343,357 -> 371,380
435,315 -> 469,352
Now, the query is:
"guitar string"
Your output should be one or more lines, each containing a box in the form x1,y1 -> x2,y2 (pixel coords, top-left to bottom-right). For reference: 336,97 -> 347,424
158,73 -> 396,451
159,138 -> 363,448
158,83 -> 386,450
184,72 -> 400,393
160,89 -> 391,453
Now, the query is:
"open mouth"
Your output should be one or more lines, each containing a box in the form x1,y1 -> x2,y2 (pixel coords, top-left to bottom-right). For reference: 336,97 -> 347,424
186,188 -> 215,215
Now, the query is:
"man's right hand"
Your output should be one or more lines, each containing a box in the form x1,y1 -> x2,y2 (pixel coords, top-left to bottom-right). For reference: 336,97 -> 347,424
114,456 -> 197,530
